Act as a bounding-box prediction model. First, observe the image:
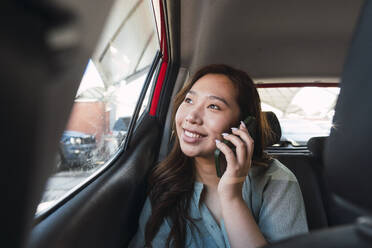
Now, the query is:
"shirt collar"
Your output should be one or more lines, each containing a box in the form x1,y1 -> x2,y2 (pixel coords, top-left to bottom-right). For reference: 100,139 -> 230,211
189,181 -> 204,219
193,181 -> 204,205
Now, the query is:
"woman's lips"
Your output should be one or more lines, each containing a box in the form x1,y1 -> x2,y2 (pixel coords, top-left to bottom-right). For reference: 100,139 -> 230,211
182,129 -> 206,143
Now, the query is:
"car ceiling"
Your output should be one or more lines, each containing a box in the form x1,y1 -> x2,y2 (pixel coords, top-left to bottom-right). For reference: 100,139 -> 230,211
179,0 -> 364,83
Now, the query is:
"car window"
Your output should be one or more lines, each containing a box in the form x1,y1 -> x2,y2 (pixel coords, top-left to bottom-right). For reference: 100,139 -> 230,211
36,0 -> 160,215
258,86 -> 340,146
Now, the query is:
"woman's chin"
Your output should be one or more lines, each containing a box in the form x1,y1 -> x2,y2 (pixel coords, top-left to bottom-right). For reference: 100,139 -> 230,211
180,146 -> 214,159
180,149 -> 199,158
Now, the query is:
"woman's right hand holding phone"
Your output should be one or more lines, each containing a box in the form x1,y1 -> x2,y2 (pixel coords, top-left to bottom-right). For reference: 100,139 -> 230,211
215,120 -> 254,202
215,121 -> 267,248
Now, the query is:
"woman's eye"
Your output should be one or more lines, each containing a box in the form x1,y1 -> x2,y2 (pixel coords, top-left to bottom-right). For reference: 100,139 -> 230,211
208,104 -> 220,110
184,97 -> 192,104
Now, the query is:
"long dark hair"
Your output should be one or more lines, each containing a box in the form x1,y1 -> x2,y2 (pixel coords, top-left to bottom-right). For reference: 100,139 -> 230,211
144,64 -> 273,247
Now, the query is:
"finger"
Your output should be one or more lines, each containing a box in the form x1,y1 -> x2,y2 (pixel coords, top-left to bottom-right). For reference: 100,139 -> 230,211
238,121 -> 255,144
215,139 -> 237,167
231,125 -> 254,157
221,133 -> 246,164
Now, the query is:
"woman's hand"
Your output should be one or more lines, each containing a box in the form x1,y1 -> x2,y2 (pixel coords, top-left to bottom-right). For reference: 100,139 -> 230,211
216,122 -> 267,248
215,120 -> 254,202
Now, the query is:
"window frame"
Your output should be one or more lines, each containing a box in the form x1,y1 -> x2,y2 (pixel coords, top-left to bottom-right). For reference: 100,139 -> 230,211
34,50 -> 162,223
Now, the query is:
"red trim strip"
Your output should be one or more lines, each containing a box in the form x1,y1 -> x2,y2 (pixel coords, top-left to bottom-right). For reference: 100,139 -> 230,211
256,82 -> 339,88
150,61 -> 167,115
150,0 -> 168,116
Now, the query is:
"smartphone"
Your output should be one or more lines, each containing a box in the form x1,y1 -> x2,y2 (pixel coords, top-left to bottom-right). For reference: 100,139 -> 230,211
214,116 -> 257,178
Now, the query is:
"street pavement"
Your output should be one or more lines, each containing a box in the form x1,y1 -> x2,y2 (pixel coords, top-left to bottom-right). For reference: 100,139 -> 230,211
37,167 -> 100,213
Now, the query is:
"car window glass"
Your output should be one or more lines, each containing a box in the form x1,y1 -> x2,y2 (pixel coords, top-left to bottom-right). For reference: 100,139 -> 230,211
258,87 -> 340,146
138,61 -> 159,119
36,0 -> 159,215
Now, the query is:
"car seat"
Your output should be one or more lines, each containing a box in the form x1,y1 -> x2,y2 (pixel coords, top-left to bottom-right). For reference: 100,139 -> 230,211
265,1 -> 372,247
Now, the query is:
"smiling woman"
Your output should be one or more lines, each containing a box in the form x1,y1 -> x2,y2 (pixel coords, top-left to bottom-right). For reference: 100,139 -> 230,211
129,64 -> 308,248
175,73 -> 241,158
5,1 -> 370,248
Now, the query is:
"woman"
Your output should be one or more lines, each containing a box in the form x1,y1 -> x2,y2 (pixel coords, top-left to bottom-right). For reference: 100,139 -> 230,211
130,64 -> 308,248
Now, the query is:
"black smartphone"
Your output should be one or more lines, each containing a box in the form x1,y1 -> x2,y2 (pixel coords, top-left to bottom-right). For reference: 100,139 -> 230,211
214,116 -> 257,178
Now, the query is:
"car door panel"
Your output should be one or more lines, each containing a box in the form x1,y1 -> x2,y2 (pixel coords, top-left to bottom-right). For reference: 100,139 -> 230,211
29,115 -> 162,248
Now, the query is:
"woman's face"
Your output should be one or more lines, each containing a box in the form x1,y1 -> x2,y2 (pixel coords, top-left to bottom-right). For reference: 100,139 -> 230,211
175,73 -> 241,159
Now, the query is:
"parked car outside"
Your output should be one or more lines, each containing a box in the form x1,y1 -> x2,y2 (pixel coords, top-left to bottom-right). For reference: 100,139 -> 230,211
58,130 -> 97,170
112,116 -> 131,143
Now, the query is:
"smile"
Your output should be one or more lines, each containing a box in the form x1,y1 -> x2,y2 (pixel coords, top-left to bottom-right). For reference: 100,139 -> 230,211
184,130 -> 202,138
181,129 -> 206,143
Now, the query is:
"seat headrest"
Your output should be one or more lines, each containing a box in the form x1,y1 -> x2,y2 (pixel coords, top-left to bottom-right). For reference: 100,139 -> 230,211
325,1 -> 372,212
264,111 -> 282,146
307,136 -> 327,159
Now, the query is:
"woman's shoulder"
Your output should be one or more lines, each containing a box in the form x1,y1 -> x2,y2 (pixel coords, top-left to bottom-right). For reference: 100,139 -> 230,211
243,159 -> 302,221
249,158 -> 298,183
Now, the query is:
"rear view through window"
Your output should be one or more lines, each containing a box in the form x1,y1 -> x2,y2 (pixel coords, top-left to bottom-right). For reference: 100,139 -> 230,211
258,86 -> 340,145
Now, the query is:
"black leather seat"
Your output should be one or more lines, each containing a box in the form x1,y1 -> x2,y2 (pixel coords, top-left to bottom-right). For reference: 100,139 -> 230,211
278,154 -> 328,230
308,136 -> 362,227
265,1 -> 372,247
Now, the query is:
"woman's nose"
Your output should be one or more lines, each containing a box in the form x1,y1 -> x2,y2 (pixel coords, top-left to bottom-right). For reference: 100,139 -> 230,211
185,109 -> 202,124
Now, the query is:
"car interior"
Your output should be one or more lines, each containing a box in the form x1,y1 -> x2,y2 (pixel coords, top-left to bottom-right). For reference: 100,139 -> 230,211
2,0 -> 372,248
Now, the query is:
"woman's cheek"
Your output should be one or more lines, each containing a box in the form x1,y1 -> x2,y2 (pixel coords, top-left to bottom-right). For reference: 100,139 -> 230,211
175,106 -> 187,136
206,118 -> 227,137
217,114 -> 232,128
175,106 -> 183,125
174,116 -> 182,137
